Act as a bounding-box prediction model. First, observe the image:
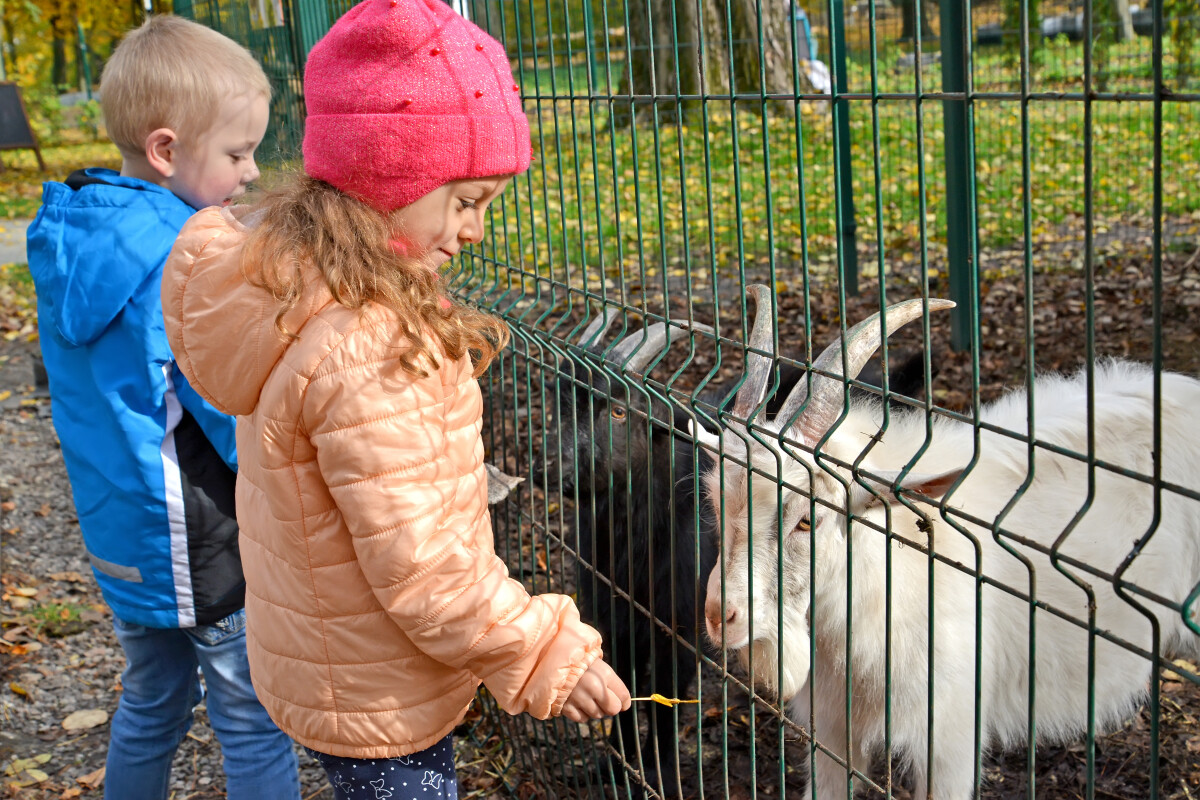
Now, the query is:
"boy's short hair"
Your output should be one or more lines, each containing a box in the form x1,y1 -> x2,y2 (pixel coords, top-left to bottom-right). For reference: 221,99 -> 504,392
101,15 -> 271,156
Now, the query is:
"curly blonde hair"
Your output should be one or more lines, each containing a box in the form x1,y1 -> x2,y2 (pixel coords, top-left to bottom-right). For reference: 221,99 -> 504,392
241,174 -> 509,378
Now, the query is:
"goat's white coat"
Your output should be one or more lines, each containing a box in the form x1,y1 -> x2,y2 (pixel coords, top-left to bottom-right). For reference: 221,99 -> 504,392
704,360 -> 1200,800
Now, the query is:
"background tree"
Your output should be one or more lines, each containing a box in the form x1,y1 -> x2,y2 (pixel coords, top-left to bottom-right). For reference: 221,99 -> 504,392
1093,0 -> 1136,89
617,0 -> 814,124
1165,0 -> 1198,86
1002,0 -> 1043,70
896,0 -> 934,43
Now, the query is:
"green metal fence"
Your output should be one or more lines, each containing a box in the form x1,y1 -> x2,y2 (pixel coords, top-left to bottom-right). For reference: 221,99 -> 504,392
180,0 -> 1200,797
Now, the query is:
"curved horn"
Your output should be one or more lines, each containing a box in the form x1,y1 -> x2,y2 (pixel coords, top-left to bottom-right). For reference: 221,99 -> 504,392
578,306 -> 618,352
731,284 -> 780,421
609,321 -> 715,375
775,298 -> 956,442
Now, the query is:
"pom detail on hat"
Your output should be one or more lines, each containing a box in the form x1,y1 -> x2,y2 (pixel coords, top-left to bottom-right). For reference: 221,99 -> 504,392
302,0 -> 532,212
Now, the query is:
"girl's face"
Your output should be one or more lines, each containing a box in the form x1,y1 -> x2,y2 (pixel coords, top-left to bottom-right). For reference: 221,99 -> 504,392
389,176 -> 512,270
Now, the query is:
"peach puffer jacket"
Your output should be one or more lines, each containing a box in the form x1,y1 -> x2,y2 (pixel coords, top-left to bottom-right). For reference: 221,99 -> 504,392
162,207 -> 601,758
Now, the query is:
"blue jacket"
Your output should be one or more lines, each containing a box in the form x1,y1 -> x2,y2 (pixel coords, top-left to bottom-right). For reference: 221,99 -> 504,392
27,168 -> 244,629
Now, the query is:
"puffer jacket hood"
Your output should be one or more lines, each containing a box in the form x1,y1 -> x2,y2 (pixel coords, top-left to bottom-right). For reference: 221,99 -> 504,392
162,206 -> 332,416
163,207 -> 602,758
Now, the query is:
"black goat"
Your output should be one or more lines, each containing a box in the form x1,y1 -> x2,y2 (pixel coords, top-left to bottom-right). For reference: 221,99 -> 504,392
534,296 -> 930,798
535,312 -> 717,798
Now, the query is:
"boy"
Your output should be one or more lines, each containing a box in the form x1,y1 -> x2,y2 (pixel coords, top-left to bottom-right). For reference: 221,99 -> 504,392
25,16 -> 299,800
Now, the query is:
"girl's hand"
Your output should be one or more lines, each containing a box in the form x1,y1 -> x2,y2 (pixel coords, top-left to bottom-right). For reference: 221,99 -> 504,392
560,658 -> 631,722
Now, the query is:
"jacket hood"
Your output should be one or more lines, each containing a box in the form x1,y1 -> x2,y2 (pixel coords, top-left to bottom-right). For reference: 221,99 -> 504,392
27,169 -> 196,347
162,206 -> 332,416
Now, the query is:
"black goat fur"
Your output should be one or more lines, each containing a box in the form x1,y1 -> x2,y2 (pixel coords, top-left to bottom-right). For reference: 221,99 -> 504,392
534,339 -> 931,798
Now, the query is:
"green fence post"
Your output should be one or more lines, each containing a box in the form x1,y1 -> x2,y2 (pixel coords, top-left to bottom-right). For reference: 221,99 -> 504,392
290,0 -> 331,70
830,0 -> 858,296
76,18 -> 92,100
939,0 -> 977,352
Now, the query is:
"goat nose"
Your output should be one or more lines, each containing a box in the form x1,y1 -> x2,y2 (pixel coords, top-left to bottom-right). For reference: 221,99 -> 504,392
704,596 -> 735,632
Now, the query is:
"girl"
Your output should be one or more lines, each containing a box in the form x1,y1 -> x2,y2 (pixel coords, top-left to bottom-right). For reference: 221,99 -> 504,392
161,1 -> 630,797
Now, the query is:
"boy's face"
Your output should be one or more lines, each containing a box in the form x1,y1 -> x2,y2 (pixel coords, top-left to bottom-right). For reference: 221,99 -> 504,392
168,93 -> 269,210
388,176 -> 512,271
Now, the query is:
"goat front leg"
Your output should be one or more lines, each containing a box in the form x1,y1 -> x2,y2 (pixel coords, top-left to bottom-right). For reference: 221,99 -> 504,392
907,679 -> 978,800
804,664 -> 871,800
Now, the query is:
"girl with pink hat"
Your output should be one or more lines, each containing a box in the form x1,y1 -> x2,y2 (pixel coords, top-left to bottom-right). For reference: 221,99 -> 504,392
161,0 -> 630,796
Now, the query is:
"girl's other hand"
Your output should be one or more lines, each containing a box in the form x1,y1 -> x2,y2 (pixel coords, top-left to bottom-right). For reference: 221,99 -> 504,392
560,658 -> 631,722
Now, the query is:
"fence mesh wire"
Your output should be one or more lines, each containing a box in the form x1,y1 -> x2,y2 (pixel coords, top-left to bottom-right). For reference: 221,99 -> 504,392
178,0 -> 1200,797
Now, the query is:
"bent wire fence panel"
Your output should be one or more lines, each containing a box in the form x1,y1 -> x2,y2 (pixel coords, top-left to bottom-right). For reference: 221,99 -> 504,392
179,0 -> 1200,797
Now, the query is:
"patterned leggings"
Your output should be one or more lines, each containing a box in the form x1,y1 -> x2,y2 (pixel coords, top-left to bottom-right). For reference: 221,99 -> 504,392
305,734 -> 458,800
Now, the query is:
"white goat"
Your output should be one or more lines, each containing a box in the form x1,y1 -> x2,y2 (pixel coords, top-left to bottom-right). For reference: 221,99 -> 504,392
694,287 -> 1200,800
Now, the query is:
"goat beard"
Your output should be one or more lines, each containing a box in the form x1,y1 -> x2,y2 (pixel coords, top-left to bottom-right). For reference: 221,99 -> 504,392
736,629 -> 810,702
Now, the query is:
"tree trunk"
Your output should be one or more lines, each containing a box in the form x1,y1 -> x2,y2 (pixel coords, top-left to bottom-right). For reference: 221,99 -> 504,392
616,0 -> 810,126
1110,0 -> 1135,41
898,0 -> 935,42
0,8 -> 11,81
51,15 -> 69,89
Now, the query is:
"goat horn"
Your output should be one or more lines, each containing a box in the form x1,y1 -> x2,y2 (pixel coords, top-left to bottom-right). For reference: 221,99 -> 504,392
731,284 -> 780,422
578,306 -> 618,352
775,298 -> 956,443
609,321 -> 714,375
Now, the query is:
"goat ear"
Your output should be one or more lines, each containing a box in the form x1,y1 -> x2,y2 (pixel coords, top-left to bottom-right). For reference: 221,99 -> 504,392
849,468 -> 963,514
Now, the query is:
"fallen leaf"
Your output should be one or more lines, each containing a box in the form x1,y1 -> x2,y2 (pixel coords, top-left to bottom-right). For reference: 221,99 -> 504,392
9,682 -> 27,697
35,503 -> 50,517
76,766 -> 105,789
11,587 -> 38,597
4,754 -> 50,776
62,708 -> 108,731
48,572 -> 85,583
2,625 -> 29,641
0,501 -> 15,512
60,787 -> 82,799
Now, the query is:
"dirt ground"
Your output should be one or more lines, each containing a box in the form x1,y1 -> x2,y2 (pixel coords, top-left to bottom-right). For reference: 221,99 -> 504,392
481,221 -> 1200,799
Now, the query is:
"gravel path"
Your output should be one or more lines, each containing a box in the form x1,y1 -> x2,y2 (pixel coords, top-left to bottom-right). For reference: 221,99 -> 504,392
0,339 -> 334,799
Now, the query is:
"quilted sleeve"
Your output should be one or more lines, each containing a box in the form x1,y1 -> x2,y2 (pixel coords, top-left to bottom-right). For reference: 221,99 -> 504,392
303,340 -> 602,719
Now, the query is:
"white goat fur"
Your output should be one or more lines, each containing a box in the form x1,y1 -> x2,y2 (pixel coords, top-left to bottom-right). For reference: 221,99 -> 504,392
703,359 -> 1200,800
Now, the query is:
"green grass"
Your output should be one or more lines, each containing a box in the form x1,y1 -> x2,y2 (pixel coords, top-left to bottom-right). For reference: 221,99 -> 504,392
21,601 -> 92,638
490,38 -> 1199,293
0,142 -> 121,220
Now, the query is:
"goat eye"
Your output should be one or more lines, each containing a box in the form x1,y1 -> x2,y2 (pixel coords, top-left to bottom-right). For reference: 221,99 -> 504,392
611,406 -> 627,421
796,517 -> 811,532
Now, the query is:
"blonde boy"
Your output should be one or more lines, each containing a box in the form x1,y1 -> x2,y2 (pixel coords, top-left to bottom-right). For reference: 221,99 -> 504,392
26,15 -> 297,800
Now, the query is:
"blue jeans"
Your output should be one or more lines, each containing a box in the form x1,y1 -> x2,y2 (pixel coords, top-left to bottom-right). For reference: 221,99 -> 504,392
305,735 -> 458,799
105,609 -> 300,800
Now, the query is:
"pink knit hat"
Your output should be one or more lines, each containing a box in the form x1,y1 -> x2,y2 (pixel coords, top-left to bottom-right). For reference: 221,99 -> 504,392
302,0 -> 532,212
